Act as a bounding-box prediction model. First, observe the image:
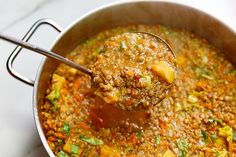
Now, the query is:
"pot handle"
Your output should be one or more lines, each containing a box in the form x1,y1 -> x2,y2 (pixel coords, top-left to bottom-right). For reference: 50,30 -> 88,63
6,18 -> 63,86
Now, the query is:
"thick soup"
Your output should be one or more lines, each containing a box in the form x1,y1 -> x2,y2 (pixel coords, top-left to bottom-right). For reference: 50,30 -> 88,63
41,25 -> 236,157
92,32 -> 176,110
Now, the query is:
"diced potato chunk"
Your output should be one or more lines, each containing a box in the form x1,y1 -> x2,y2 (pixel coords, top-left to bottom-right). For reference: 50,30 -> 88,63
96,88 -> 120,103
162,149 -> 176,157
63,139 -> 82,156
151,61 -> 175,83
63,140 -> 72,153
52,74 -> 66,90
219,126 -> 233,155
47,74 -> 66,105
100,145 -> 120,157
68,67 -> 77,75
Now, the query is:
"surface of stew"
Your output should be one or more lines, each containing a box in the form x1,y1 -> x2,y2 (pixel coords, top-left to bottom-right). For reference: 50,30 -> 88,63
41,25 -> 236,157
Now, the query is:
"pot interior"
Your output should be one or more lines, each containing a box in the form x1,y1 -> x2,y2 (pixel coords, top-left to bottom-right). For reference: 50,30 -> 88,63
34,1 -> 236,156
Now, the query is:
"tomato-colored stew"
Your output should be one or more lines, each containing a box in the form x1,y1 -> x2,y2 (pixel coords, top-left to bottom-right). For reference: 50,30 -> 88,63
41,25 -> 236,157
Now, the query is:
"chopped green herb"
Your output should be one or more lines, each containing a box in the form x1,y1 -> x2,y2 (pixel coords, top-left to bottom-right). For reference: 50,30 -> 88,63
195,67 -> 214,80
119,41 -> 127,50
233,131 -> 236,142
229,70 -> 236,75
212,148 -> 228,157
63,123 -> 70,134
210,133 -> 218,142
176,139 -> 188,157
200,130 -> 208,142
57,151 -> 69,157
216,79 -> 225,83
47,89 -> 60,105
208,118 -> 223,124
136,130 -> 142,139
201,74 -> 214,80
71,144 -> 79,154
96,46 -> 104,54
155,135 -> 161,144
57,139 -> 63,145
140,75 -> 152,88
125,144 -> 134,152
79,135 -> 104,145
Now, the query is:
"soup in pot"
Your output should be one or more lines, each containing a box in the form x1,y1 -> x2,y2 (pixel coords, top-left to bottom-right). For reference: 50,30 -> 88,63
41,25 -> 236,157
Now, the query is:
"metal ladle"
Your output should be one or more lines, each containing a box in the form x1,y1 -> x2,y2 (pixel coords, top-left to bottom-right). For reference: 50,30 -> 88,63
0,32 -> 175,78
1,32 -> 176,129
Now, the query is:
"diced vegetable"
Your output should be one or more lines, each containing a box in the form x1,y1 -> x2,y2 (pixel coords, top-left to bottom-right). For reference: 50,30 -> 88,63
155,135 -> 161,144
57,151 -> 69,157
233,131 -> 236,141
175,139 -> 188,157
136,130 -> 142,139
79,135 -> 104,145
57,139 -> 63,145
187,95 -> 198,103
47,89 -> 60,105
139,75 -> 152,88
174,102 -> 183,112
219,126 -> 233,142
96,88 -> 120,103
63,123 -> 70,134
52,74 -> 66,90
195,67 -> 214,80
68,67 -> 77,75
125,145 -> 134,152
215,137 -> 225,147
210,133 -> 218,142
71,144 -> 79,155
151,61 -> 175,83
213,149 -> 228,157
63,140 -> 82,156
208,118 -> 223,124
201,74 -> 215,80
229,70 -> 236,75
47,74 -> 66,105
119,41 -> 127,50
200,130 -> 208,142
100,145 -> 120,157
63,139 -> 72,153
162,149 -> 176,157
219,126 -> 233,156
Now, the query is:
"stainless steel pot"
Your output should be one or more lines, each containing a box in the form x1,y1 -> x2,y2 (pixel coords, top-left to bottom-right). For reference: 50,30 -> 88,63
7,1 -> 236,156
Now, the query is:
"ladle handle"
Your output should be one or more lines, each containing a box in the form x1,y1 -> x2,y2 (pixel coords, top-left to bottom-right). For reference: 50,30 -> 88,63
4,19 -> 92,86
1,32 -> 92,75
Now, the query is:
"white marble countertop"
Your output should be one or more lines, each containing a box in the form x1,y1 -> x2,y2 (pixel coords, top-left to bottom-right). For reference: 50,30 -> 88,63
0,0 -> 235,156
